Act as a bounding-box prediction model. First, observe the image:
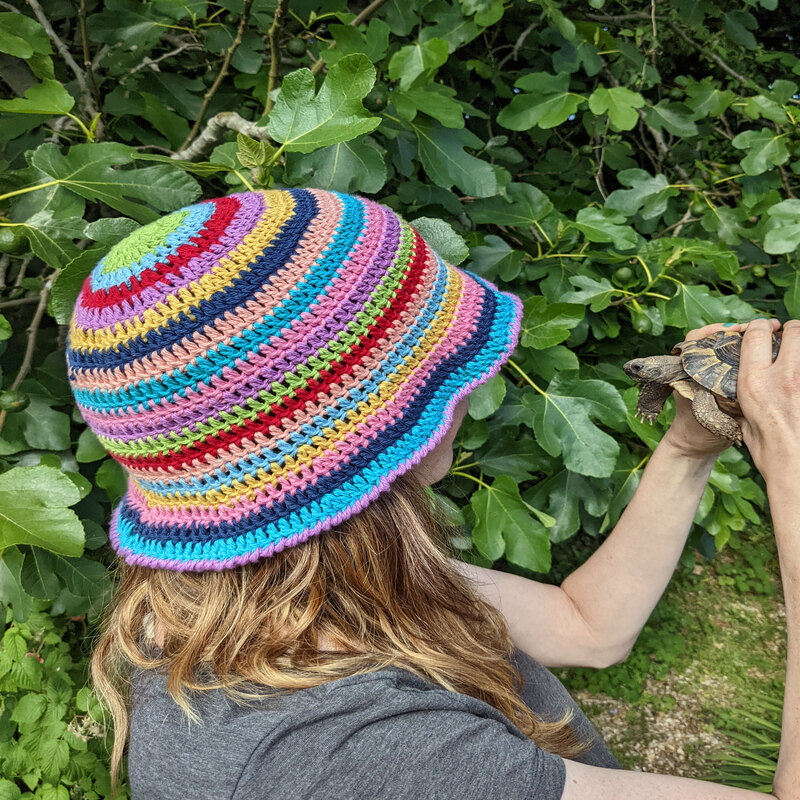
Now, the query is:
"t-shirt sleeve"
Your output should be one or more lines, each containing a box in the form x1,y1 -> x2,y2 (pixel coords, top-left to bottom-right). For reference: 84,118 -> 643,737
234,695 -> 566,800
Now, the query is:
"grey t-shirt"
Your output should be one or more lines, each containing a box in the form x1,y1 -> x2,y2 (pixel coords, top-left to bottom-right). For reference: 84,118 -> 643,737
128,646 -> 619,799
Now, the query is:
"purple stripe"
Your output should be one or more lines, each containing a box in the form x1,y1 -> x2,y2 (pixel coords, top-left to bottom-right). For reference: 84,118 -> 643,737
73,192 -> 267,330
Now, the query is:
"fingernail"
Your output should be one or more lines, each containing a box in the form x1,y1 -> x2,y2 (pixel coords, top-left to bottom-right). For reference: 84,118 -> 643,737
722,322 -> 737,327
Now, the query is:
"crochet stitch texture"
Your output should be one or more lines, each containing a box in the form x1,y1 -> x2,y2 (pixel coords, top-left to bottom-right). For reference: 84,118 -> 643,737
66,188 -> 524,572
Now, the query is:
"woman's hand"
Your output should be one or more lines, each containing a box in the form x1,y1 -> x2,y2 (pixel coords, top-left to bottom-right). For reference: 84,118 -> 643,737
661,319 -> 781,459
737,317 -> 800,483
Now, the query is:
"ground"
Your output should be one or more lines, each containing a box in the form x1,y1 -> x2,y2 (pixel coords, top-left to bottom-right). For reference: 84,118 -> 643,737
550,526 -> 786,778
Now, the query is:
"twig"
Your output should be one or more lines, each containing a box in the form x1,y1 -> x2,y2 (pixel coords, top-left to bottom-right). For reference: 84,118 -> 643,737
498,22 -> 537,69
13,256 -> 32,289
173,111 -> 272,160
265,0 -> 290,114
664,21 -> 756,89
179,0 -> 254,152
123,42 -> 202,80
26,0 -> 100,127
0,296 -> 40,310
77,0 -> 101,130
0,276 -> 54,435
310,0 -> 391,76
0,254 -> 8,292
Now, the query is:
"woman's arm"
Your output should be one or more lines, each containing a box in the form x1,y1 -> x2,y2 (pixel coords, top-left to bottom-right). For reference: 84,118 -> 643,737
449,437 -> 716,669
557,318 -> 800,800
451,319 -> 781,669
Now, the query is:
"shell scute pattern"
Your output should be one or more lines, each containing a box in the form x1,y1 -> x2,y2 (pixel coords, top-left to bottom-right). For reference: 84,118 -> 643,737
67,188 -> 524,571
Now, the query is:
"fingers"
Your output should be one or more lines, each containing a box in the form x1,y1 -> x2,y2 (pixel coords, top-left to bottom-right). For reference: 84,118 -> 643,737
739,317 -> 777,375
775,318 -> 800,366
683,319 -> 780,342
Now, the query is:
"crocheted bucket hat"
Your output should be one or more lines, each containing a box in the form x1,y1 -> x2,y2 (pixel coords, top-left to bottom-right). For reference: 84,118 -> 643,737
66,189 -> 523,572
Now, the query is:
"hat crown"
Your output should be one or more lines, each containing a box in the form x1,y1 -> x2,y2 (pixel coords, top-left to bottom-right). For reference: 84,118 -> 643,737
67,188 -> 522,571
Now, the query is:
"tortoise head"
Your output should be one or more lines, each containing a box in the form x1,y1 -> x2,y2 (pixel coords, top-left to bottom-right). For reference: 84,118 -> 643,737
623,355 -> 685,384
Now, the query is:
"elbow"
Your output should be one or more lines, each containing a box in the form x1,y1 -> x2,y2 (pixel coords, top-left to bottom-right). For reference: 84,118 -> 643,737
589,641 -> 634,669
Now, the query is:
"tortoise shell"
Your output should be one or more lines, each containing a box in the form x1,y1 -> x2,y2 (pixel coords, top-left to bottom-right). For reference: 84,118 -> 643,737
671,330 -> 781,400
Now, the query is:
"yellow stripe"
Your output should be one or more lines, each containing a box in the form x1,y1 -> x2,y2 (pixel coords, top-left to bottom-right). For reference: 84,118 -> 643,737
133,264 -> 466,509
69,191 -> 295,352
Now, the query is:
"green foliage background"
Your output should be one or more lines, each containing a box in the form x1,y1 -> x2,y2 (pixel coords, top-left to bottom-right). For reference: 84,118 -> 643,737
0,0 -> 798,793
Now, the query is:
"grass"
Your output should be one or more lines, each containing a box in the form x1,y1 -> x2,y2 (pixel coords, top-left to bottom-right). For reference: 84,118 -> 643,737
548,525 -> 786,779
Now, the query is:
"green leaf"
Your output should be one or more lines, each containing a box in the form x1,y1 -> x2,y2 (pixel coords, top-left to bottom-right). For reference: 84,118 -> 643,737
763,199 -> 800,254
285,137 -> 387,194
131,151 -> 238,177
54,555 -> 111,603
0,395 -> 72,454
0,778 -> 22,800
29,142 -> 201,224
75,428 -> 109,463
95,459 -> 128,506
468,235 -> 524,282
731,127 -> 790,175
268,53 -> 381,154
411,117 -> 497,197
467,374 -> 506,419
520,296 -> 584,349
525,470 -> 599,543
643,101 -> 699,138
2,627 -> 27,660
0,314 -> 11,341
20,547 -> 61,600
10,693 -> 47,724
604,169 -> 680,220
724,9 -> 758,50
470,475 -> 550,570
660,284 -> 757,329
588,86 -> 645,131
393,85 -> 464,128
769,262 -> 800,315
475,430 -> 549,482
410,217 -> 469,264
8,213 -> 83,269
467,182 -> 553,227
0,80 -> 74,116
562,274 -> 617,312
0,466 -> 84,556
236,133 -> 276,168
0,13 -> 51,61
388,38 -> 450,90
497,72 -> 584,131
572,207 -> 639,250
526,371 -> 625,478
0,547 -> 33,622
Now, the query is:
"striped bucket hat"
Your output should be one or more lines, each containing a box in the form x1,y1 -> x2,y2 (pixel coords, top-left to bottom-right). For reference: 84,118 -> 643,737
66,189 -> 523,572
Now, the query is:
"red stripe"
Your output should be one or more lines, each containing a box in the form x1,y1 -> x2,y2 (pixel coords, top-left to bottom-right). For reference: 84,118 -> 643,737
115,228 -> 435,472
79,197 -> 241,310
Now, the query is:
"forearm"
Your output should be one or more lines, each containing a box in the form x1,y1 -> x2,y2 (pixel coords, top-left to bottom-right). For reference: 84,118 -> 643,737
560,436 -> 717,661
765,475 -> 800,799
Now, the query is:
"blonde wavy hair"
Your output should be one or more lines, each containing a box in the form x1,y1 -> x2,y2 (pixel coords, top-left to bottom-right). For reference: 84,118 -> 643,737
90,470 -> 592,794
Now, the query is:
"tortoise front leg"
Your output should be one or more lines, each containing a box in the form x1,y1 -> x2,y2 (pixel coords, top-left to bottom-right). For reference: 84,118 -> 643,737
635,381 -> 673,424
690,385 -> 743,446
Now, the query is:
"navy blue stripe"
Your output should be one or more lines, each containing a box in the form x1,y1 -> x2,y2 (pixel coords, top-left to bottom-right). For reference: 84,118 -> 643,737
68,189 -> 320,371
121,286 -> 499,545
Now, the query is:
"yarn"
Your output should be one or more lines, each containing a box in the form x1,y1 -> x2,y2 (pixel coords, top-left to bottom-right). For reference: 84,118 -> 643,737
66,189 -> 523,572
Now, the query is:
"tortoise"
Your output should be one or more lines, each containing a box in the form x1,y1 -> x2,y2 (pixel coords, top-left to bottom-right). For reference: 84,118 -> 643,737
622,330 -> 781,446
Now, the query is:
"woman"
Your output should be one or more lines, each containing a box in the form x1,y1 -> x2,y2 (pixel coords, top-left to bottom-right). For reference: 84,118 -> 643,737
67,187 -> 799,799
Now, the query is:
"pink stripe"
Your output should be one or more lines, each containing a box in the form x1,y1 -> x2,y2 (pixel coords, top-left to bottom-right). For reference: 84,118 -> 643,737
124,268 -> 484,527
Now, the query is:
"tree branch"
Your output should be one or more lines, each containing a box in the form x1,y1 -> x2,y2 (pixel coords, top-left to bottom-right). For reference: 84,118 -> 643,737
172,111 -> 272,160
26,0 -> 101,127
265,0 -> 290,115
310,0 -> 391,76
0,276 -> 54,435
179,0 -> 254,152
